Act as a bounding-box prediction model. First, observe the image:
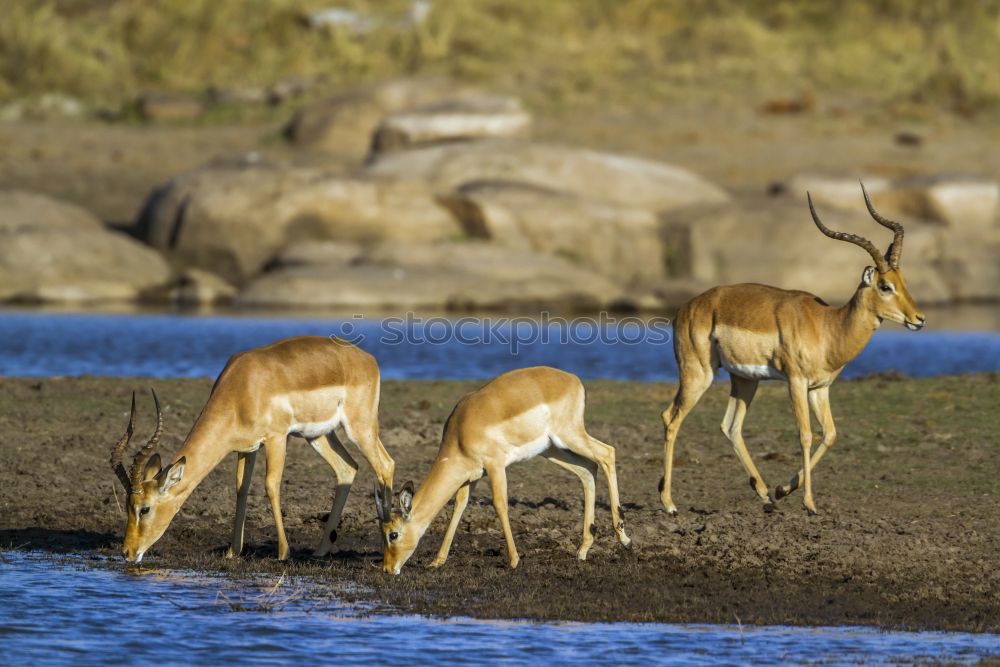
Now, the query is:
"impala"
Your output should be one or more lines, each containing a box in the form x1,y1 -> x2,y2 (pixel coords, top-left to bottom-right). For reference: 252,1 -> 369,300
109,336 -> 394,562
375,366 -> 632,574
659,185 -> 925,515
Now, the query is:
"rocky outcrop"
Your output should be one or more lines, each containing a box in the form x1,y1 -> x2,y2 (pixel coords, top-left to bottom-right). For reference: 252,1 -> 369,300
139,161 -> 461,283
238,241 -> 625,310
786,173 -> 999,230
661,197 -> 954,305
371,94 -> 531,155
439,181 -> 663,285
0,190 -> 171,303
366,140 -> 730,212
284,78 -> 465,157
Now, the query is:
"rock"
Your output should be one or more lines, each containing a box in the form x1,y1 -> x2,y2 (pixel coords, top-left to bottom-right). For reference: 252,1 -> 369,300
903,175 -> 999,230
372,94 -> 531,155
238,241 -> 624,310
284,78 -> 464,157
137,91 -> 205,122
785,173 -> 893,213
786,173 -> 998,230
366,140 -> 730,212
139,162 -> 461,283
169,268 -> 237,306
439,181 -> 663,285
273,240 -> 365,268
0,190 -> 171,303
660,196 -> 953,304
938,228 -> 1000,301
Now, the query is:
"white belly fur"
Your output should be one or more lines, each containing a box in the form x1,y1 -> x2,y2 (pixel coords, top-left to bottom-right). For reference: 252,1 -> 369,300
289,404 -> 345,440
724,362 -> 786,381
504,433 -> 553,466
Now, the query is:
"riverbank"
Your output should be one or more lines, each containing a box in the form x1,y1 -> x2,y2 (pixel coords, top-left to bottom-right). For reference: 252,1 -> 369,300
1,375 -> 997,632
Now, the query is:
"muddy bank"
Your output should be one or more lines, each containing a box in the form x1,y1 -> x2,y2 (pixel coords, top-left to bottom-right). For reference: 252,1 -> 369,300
1,375 -> 997,632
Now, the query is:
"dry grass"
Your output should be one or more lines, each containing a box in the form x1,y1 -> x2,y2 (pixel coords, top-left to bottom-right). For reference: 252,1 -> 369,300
1,0 -> 999,115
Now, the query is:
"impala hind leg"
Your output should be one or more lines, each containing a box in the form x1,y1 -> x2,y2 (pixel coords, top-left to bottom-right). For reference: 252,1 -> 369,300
262,435 -> 291,560
787,378 -> 818,514
721,376 -> 773,508
226,450 -> 257,558
485,465 -> 519,568
775,386 -> 836,501
341,401 -> 395,492
429,479 -> 477,568
543,447 -> 598,560
309,432 -> 359,557
661,367 -> 713,515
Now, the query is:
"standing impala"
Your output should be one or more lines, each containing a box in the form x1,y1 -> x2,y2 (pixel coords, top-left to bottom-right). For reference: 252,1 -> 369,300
660,185 -> 925,515
376,366 -> 631,574
109,336 -> 394,562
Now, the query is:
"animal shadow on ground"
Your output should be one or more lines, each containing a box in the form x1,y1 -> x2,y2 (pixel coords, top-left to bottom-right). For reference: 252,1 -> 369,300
1,528 -> 117,552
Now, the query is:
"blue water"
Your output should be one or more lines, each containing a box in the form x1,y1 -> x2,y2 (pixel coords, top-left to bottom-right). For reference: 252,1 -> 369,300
0,311 -> 998,380
2,551 -> 997,666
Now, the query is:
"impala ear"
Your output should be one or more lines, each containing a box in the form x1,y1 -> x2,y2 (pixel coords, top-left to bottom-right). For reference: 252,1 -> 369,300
157,457 -> 185,494
861,266 -> 876,286
398,481 -> 414,519
142,453 -> 161,482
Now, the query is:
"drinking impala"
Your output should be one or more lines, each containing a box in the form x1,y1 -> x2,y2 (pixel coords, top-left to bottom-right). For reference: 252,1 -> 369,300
659,185 -> 925,515
109,336 -> 395,562
376,366 -> 632,574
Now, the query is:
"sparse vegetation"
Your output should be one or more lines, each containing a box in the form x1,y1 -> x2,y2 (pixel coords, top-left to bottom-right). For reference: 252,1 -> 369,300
2,0 -> 999,115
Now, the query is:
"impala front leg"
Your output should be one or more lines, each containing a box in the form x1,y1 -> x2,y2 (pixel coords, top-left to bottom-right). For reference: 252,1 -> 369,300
487,465 -> 520,568
429,481 -> 474,569
262,435 -> 290,560
775,386 -> 837,501
788,378 -> 818,514
227,450 -> 257,558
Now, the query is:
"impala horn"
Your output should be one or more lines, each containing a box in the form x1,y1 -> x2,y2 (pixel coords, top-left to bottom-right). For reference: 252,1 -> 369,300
110,392 -> 137,494
128,389 -> 164,494
807,191 -> 889,274
860,181 -> 904,269
373,481 -> 393,522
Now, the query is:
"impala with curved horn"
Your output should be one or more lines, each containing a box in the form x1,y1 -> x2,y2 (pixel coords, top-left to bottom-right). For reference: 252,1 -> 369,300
375,366 -> 631,574
659,184 -> 925,516
109,336 -> 395,562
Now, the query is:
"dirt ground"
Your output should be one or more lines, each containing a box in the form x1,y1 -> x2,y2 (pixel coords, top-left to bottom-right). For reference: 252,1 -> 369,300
1,374 -> 997,632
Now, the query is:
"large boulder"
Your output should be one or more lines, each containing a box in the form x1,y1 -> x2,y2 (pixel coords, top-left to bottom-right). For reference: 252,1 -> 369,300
284,78 -> 465,158
365,140 -> 730,212
439,181 -> 664,286
661,196 -> 953,305
238,241 -> 625,310
786,172 -> 999,231
371,93 -> 532,155
139,161 -> 461,283
937,228 -> 1000,301
0,190 -> 171,303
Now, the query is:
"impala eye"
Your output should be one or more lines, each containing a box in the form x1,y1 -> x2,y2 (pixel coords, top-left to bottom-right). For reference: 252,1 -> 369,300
139,506 -> 151,517
879,282 -> 893,293
388,531 -> 399,542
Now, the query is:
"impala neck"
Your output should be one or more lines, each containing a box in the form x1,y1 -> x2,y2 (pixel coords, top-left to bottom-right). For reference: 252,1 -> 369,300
830,285 -> 881,369
166,409 -> 240,506
408,455 -> 471,537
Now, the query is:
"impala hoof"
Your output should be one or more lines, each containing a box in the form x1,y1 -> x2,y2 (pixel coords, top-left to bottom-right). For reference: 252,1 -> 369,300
428,559 -> 446,569
774,485 -> 790,500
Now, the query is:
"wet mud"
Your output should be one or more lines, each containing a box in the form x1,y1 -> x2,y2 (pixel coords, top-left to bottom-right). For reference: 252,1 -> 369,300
1,375 -> 997,631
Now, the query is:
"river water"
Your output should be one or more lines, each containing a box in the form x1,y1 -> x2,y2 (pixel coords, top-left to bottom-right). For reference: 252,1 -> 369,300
0,310 -> 998,380
3,551 -> 997,665
2,309 -> 998,664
